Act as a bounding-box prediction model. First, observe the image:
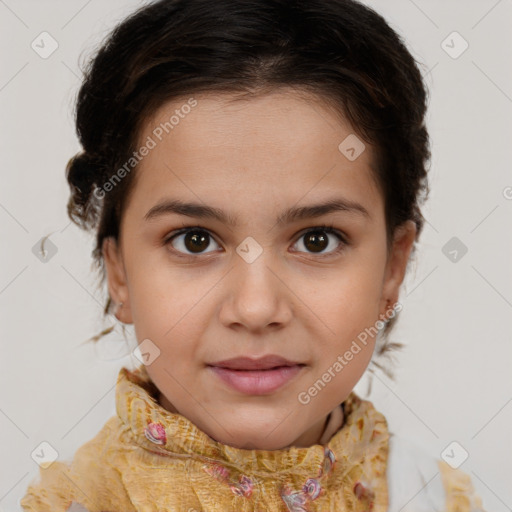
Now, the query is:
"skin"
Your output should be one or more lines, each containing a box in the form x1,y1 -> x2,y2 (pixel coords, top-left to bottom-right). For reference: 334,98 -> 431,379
102,88 -> 416,450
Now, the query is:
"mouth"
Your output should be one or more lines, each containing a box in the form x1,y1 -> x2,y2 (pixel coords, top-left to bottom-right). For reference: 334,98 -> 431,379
207,354 -> 305,371
207,364 -> 305,395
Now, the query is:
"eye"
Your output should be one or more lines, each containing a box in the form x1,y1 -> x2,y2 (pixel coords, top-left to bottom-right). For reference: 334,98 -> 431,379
164,227 -> 221,256
163,224 -> 348,258
292,225 -> 347,256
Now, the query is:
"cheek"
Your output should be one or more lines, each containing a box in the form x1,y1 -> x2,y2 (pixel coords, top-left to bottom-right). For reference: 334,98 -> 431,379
125,251 -> 184,315
127,267 -> 211,348
302,262 -> 383,331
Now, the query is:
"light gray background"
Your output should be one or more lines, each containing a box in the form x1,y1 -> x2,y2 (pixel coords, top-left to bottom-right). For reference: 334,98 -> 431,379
1,1 -> 511,510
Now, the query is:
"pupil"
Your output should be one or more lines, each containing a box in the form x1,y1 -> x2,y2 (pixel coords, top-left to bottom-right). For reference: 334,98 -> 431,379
305,231 -> 328,253
185,230 -> 210,253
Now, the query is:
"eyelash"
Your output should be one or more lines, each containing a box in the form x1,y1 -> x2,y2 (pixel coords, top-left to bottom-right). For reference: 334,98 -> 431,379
162,223 -> 349,259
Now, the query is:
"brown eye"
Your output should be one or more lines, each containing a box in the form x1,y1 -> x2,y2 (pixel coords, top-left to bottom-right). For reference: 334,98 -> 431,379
303,230 -> 329,253
166,228 -> 220,255
293,226 -> 346,255
184,230 -> 210,253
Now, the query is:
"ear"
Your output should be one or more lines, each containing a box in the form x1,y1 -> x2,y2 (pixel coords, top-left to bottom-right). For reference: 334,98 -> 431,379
379,220 -> 417,319
102,237 -> 133,324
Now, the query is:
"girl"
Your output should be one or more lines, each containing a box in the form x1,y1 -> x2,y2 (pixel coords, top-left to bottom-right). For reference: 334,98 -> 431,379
21,0 -> 487,510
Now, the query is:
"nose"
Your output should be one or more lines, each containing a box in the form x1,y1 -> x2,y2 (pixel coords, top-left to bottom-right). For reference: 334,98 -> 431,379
218,253 -> 293,333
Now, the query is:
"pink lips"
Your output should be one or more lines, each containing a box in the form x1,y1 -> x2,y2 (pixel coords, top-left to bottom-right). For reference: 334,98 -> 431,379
207,355 -> 305,395
209,354 -> 302,370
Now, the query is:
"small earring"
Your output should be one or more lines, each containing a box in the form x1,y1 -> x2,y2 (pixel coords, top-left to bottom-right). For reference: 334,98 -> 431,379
380,300 -> 393,323
118,302 -> 124,309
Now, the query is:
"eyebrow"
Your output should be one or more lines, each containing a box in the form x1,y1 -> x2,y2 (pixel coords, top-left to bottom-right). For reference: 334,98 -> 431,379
144,197 -> 370,226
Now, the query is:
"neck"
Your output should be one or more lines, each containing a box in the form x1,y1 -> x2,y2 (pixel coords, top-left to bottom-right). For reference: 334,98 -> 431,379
286,413 -> 330,448
158,391 -> 343,449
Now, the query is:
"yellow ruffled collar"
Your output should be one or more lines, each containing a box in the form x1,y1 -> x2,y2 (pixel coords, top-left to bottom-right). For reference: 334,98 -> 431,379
115,364 -> 390,509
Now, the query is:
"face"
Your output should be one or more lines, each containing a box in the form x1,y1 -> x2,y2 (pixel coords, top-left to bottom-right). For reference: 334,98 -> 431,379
103,88 -> 416,450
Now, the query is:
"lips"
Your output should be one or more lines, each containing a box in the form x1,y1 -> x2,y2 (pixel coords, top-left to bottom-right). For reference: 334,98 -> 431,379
208,355 -> 303,371
209,365 -> 304,395
207,355 -> 305,395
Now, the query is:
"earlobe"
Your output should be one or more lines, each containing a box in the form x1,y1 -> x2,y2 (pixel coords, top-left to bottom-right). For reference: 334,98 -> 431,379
380,220 -> 417,316
102,237 -> 132,323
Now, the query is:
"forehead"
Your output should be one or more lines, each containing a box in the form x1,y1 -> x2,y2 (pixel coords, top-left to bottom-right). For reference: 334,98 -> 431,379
126,89 -> 382,224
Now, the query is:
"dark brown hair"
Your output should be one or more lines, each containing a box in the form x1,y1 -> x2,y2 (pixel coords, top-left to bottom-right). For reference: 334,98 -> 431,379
64,0 -> 431,384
